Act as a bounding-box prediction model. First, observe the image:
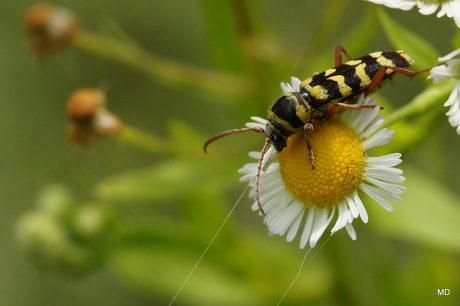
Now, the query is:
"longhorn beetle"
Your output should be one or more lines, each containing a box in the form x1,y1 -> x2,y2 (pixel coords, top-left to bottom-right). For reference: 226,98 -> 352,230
204,44 -> 443,215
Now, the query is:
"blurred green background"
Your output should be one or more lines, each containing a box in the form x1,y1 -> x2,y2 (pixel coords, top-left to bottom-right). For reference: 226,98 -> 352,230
1,0 -> 459,305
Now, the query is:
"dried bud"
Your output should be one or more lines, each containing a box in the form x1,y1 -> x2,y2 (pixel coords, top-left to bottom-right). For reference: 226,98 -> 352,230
67,89 -> 106,121
67,88 -> 122,146
24,3 -> 78,57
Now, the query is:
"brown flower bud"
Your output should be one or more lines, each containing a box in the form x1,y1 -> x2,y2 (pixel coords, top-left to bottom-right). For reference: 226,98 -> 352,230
24,3 -> 78,57
66,89 -> 122,146
67,89 -> 106,121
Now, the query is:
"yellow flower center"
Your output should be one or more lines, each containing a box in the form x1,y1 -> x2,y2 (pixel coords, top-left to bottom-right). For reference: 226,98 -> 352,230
279,119 -> 365,208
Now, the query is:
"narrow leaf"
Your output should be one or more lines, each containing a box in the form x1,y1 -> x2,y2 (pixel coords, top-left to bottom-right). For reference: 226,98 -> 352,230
368,167 -> 460,252
377,9 -> 439,73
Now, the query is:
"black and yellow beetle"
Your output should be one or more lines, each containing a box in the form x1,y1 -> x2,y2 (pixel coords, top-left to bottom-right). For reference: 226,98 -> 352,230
204,44 -> 441,215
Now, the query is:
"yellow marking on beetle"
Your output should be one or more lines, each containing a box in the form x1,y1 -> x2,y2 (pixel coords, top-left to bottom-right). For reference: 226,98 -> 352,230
369,51 -> 382,58
355,63 -> 371,87
309,85 -> 329,100
328,75 -> 353,96
401,53 -> 415,66
376,56 -> 396,74
324,68 -> 336,76
269,112 -> 297,131
301,78 -> 313,88
296,103 -> 311,123
344,59 -> 362,66
376,56 -> 395,67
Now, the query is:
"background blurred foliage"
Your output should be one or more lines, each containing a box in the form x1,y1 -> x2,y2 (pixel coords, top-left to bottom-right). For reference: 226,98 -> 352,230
1,0 -> 459,305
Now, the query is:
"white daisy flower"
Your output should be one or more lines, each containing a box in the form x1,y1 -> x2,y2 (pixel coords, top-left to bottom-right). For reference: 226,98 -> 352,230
366,0 -> 460,28
239,83 -> 406,248
428,48 -> 460,135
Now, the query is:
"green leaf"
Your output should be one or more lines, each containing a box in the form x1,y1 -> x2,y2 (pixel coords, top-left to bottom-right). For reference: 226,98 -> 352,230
368,166 -> 460,252
301,8 -> 379,79
111,246 -> 262,305
95,157 -> 241,203
198,0 -> 244,74
167,119 -> 206,156
377,9 -> 439,74
110,233 -> 334,305
453,30 -> 460,50
339,6 -> 380,57
383,79 -> 455,128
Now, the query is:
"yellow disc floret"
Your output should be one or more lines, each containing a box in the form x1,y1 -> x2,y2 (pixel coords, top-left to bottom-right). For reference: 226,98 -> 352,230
279,119 -> 365,208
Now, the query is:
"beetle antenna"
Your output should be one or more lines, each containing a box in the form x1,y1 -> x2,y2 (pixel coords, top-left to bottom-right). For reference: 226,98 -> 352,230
256,138 -> 272,216
204,127 -> 264,153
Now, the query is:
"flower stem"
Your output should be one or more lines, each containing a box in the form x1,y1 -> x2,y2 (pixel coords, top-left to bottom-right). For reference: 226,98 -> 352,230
382,79 -> 456,128
72,30 -> 253,102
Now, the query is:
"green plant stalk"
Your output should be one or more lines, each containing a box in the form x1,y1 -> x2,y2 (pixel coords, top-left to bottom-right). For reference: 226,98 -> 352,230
116,124 -> 174,155
72,30 -> 253,102
299,0 -> 351,71
231,0 -> 269,101
382,79 -> 456,128
308,0 -> 350,53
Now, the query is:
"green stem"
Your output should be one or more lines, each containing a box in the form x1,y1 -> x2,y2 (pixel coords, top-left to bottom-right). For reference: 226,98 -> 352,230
299,0 -> 351,70
72,30 -> 253,102
382,79 -> 456,128
231,0 -> 270,102
116,124 -> 173,155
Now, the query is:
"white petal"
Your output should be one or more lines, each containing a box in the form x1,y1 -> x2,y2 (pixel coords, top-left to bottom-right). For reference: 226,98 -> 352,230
345,223 -> 357,240
354,107 -> 381,135
444,82 -> 460,107
364,169 -> 405,184
300,208 -> 315,249
366,153 -> 402,168
363,177 -> 407,194
367,0 -> 416,10
361,128 -> 394,149
443,82 -> 460,131
353,192 -> 368,223
438,49 -> 460,62
268,201 -> 304,236
360,184 -> 393,212
345,194 -> 359,219
416,2 -> 438,15
446,98 -> 459,116
331,202 -> 349,233
280,82 -> 294,94
292,77 -> 302,91
448,2 -> 460,28
436,1 -> 460,27
249,116 -> 268,125
310,207 -> 335,247
447,103 -> 460,127
343,95 -> 370,130
280,76 -> 302,94
286,208 -> 305,242
358,115 -> 385,139
260,186 -> 292,214
359,184 -> 394,212
366,183 -> 404,202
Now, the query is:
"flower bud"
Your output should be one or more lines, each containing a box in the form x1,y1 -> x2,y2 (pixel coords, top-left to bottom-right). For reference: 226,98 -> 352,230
24,3 -> 78,57
66,88 -> 122,146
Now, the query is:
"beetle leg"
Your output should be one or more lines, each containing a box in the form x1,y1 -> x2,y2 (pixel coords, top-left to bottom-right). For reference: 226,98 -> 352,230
335,44 -> 354,66
365,63 -> 447,96
304,123 -> 315,170
327,102 -> 383,119
256,138 -> 272,216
